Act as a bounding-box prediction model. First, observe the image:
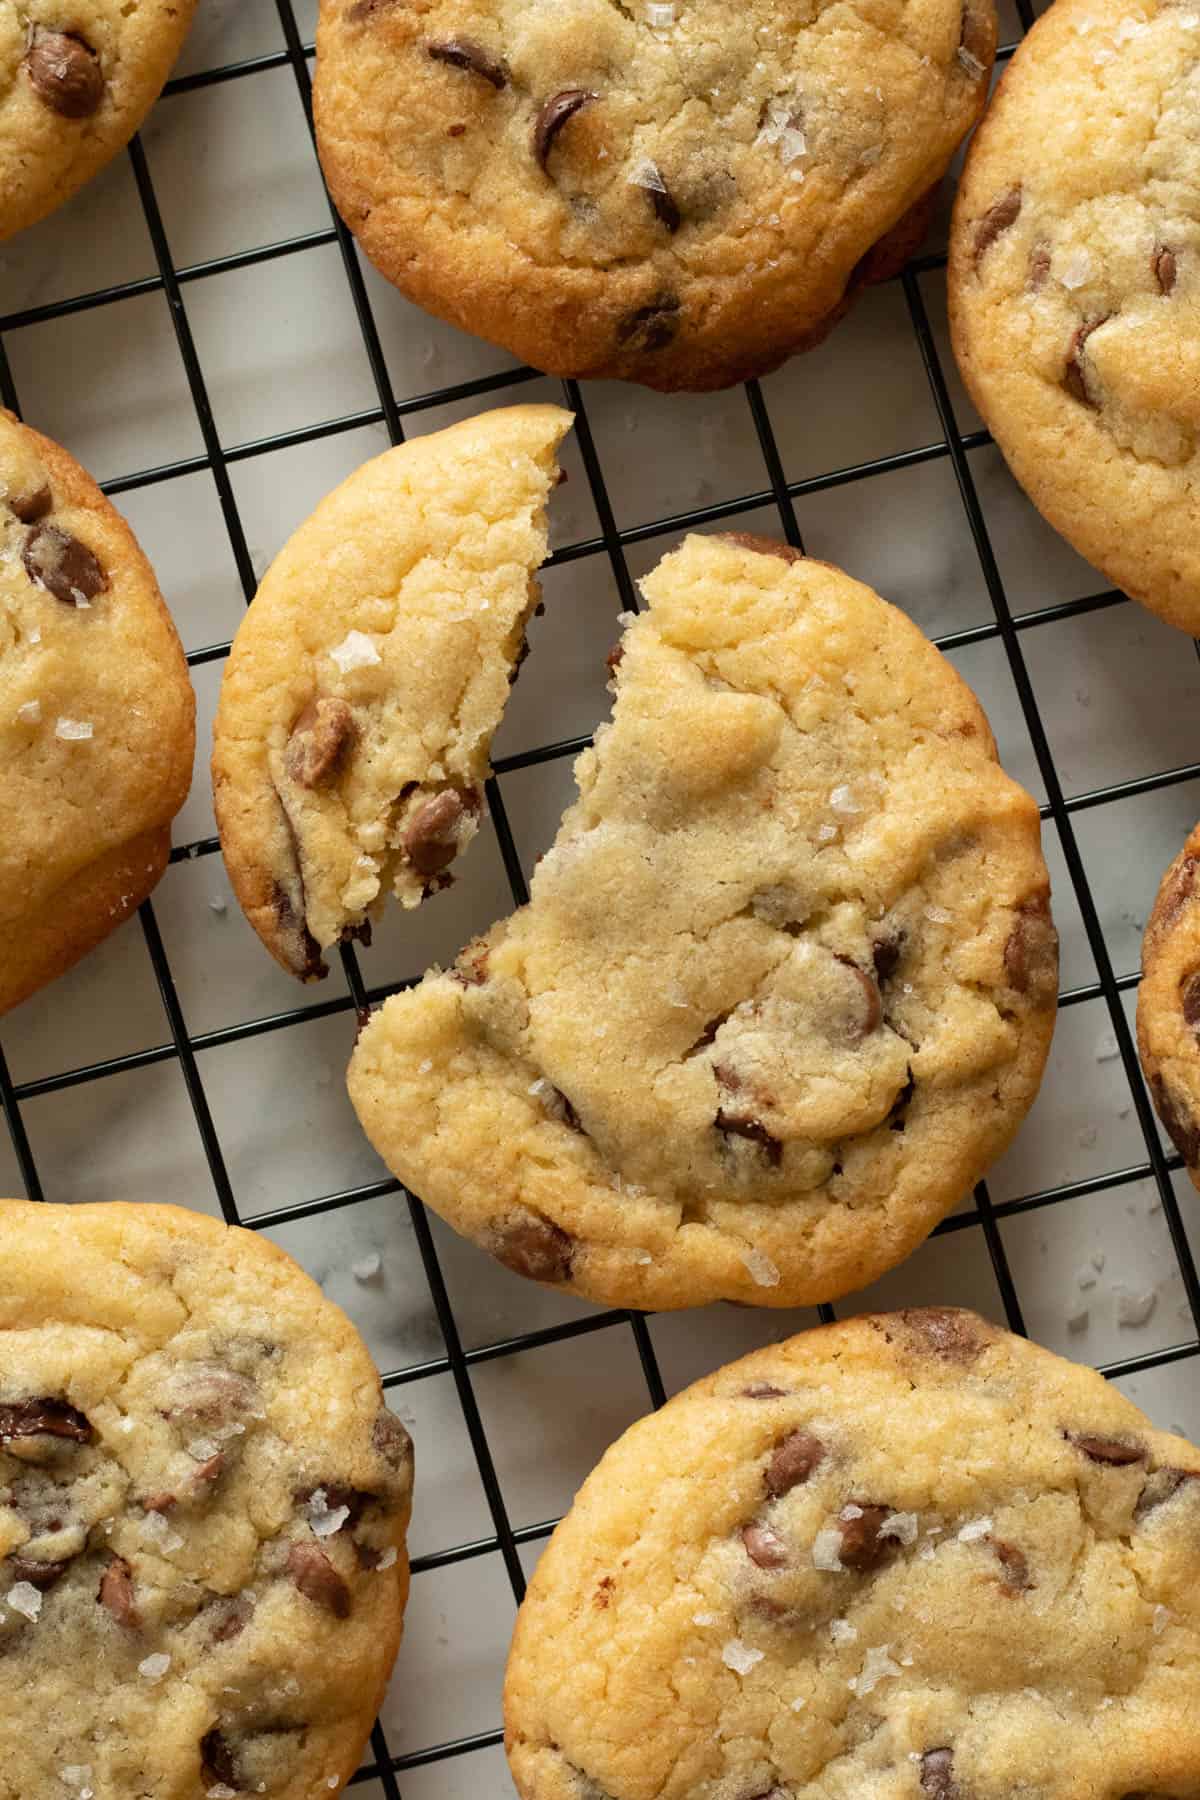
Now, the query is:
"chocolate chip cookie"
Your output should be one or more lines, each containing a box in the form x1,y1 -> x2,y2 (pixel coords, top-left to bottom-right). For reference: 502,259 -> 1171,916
0,1199 -> 414,1799
506,1307 -> 1200,1800
313,0 -> 996,391
949,0 -> 1200,633
1,3 -> 198,241
0,408 -> 194,1016
212,404 -> 572,981
348,533 -> 1057,1311
1137,822 -> 1200,1188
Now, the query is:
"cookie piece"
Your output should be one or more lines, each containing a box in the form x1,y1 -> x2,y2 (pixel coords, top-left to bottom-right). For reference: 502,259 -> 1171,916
313,0 -> 996,391
211,404 -> 572,981
949,0 -> 1200,633
348,533 -> 1057,1310
1137,823 -> 1200,1187
0,1199 -> 413,1799
505,1308 -> 1200,1800
1,3 -> 197,241
0,409 -> 195,1016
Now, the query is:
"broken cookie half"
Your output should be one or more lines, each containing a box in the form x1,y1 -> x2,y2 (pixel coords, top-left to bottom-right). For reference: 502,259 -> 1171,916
212,403 -> 573,979
349,533 -> 1058,1311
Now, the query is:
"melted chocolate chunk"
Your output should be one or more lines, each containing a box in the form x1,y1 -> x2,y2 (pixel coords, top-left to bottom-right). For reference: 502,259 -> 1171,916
638,163 -> 681,232
1029,242 -> 1052,290
201,1730 -> 240,1789
1153,245 -> 1178,295
742,1522 -> 789,1569
285,697 -> 357,788
764,1429 -> 825,1497
543,1085 -> 584,1132
973,187 -> 1022,265
718,532 -> 804,563
835,955 -> 882,1039
1069,1432 -> 1147,1467
22,523 -> 108,605
270,878 -> 327,982
1156,855 -> 1198,931
1062,316 -> 1110,409
1180,971 -> 1200,1030
715,1108 -> 782,1167
991,1537 -> 1032,1592
920,1748 -> 962,1799
535,90 -> 596,169
287,1542 -> 351,1618
8,485 -> 52,525
872,929 -> 904,984
0,1398 -> 93,1444
209,1591 -> 255,1644
428,38 -> 509,87
6,1555 -> 69,1592
403,787 -> 479,877
372,1407 -> 414,1473
837,1502 -> 893,1572
616,293 -> 681,352
98,1555 -> 140,1628
742,1381 -> 789,1399
1135,1466 -> 1199,1520
25,29 -> 104,119
493,1213 -> 575,1284
1149,1071 -> 1200,1167
1003,890 -> 1057,1000
899,1308 -> 988,1363
888,1066 -> 916,1131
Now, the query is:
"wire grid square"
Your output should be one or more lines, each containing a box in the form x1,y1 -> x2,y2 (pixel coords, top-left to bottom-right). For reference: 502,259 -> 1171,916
2,0 -> 1200,1789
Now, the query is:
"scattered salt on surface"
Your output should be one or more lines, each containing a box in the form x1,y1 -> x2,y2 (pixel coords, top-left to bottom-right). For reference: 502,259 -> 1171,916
879,1511 -> 919,1546
830,1618 -> 858,1645
308,1489 -> 351,1539
812,1528 -> 846,1572
740,1247 -> 780,1288
852,1644 -> 901,1695
138,1653 -> 171,1682
17,700 -> 39,723
329,631 -> 381,673
6,1582 -> 41,1621
957,1518 -> 993,1543
722,1639 -> 764,1674
55,717 -> 93,741
377,1547 -> 398,1571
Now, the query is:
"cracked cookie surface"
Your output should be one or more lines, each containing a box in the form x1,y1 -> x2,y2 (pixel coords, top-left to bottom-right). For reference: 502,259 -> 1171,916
0,1200 -> 413,1800
505,1308 -> 1200,1800
313,0 -> 995,391
0,2 -> 197,240
949,0 -> 1200,633
0,407 -> 194,1016
348,533 -> 1056,1311
1137,820 -> 1200,1189
212,404 -> 572,981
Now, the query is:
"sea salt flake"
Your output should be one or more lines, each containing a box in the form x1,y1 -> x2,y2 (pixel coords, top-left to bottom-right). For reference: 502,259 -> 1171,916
632,1249 -> 653,1265
721,1638 -> 764,1674
778,126 -> 807,166
646,0 -> 675,23
957,1517 -> 993,1543
55,717 -> 93,741
377,1546 -> 398,1570
353,1251 -> 383,1283
61,1770 -> 93,1793
840,1504 -> 864,1520
855,1644 -> 902,1695
924,905 -> 953,924
629,157 -> 667,192
17,700 -> 40,723
957,45 -> 985,73
6,1582 -> 42,1620
812,1528 -> 846,1571
308,1489 -> 351,1539
208,1787 -> 238,1800
817,823 -> 839,842
27,626 -> 41,644
138,1653 -> 171,1682
1154,1603 -> 1171,1635
418,1059 -> 433,1074
829,783 -> 861,815
1116,1286 -> 1157,1328
791,1695 -> 807,1710
140,1510 -> 184,1553
328,1780 -> 340,1790
740,1247 -> 780,1288
879,1510 -> 919,1546
1061,248 -> 1093,289
693,1611 -> 720,1626
329,630 -> 381,673
830,1617 -> 858,1644
209,896 -> 228,915
187,1436 -> 220,1462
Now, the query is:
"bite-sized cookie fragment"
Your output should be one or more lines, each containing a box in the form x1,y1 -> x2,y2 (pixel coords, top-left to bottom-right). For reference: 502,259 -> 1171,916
949,0 -> 1200,633
349,534 -> 1057,1310
0,1200 -> 413,1799
313,0 -> 996,391
212,405 -> 572,980
1,3 -> 198,241
0,409 -> 195,1016
1138,822 -> 1200,1187
504,1309 -> 1200,1800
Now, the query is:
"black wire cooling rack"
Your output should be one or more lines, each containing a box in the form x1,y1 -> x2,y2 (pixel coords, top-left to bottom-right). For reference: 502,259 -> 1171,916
2,0 -> 1200,1789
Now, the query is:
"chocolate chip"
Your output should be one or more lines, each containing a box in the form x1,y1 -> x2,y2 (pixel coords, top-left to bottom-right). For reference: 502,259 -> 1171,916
1180,972 -> 1200,1030
209,1592 -> 255,1644
742,1382 -> 789,1399
535,90 -> 596,169
494,1213 -> 575,1284
270,878 -> 327,982
605,642 -> 624,677
451,940 -> 489,987
98,1555 -> 140,1629
285,697 -> 357,789
872,929 -> 904,984
835,955 -> 882,1039
163,1364 -> 260,1426
1029,242 -> 1051,290
403,787 -> 479,876
715,1108 -> 782,1167
22,523 -> 108,606
1062,317 -> 1109,408
6,1555 -> 69,1591
8,484 -> 52,525
959,0 -> 992,64
0,1399 -> 93,1444
638,164 -> 681,232
1069,1432 -> 1147,1467
1135,1466 -> 1199,1520
616,293 -> 682,352
764,1429 -> 825,1497
973,187 -> 1022,266
25,29 -> 104,120
742,1522 -> 789,1568
542,1085 -> 584,1131
837,1502 -> 893,1572
1153,245 -> 1177,295
372,1407 -> 414,1473
718,532 -> 804,564
991,1537 -> 1032,1592
1003,890 -> 1057,999
920,1749 -> 961,1799
888,1066 -> 916,1131
287,1542 -> 351,1618
899,1308 -> 989,1363
1149,1071 -> 1200,1167
201,1730 -> 240,1789
1155,855 -> 1198,931
296,1483 -> 372,1530
428,38 -> 509,87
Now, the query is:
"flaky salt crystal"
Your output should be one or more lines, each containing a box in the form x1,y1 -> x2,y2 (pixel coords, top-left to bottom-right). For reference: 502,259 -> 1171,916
377,1546 -> 398,1570
693,1611 -> 720,1626
208,1787 -> 238,1799
854,1644 -> 901,1695
924,905 -> 952,924
17,700 -> 40,723
628,158 -> 667,193
957,1517 -> 993,1543
329,630 -> 381,673
957,45 -> 985,73
1061,248 -> 1093,289
308,1489 -> 351,1539
721,1638 -> 764,1674
1154,1603 -> 1171,1635
791,1695 -> 807,1710
740,1247 -> 781,1287
646,0 -> 675,23
6,1582 -> 42,1621
830,1617 -> 858,1644
55,717 -> 93,741
62,1768 -> 93,1791
812,1528 -> 846,1571
140,1510 -> 183,1553
187,1436 -> 221,1462
829,784 -> 861,815
353,1251 -> 383,1283
879,1511 -> 919,1546
778,126 -> 807,166
138,1653 -> 170,1681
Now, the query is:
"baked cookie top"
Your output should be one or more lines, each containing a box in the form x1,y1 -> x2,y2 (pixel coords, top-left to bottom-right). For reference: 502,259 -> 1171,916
0,1200 -> 413,1800
212,404 -> 572,981
1137,822 -> 1200,1189
505,1308 -> 1200,1800
348,534 -> 1057,1311
949,0 -> 1200,633
313,0 -> 996,391
0,409 -> 194,993
0,2 -> 197,241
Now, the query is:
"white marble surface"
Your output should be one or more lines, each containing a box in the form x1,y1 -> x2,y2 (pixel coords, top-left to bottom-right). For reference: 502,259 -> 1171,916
2,1 -> 1199,1793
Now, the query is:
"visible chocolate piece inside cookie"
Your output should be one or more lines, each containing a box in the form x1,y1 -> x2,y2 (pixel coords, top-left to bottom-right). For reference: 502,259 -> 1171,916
719,533 -> 805,564
1153,245 -> 1178,295
973,187 -> 1022,265
98,1555 -> 140,1629
7,484 -> 52,525
493,1213 -> 575,1284
1069,1432 -> 1147,1466
402,787 -> 480,877
1149,1071 -> 1200,1166
0,1398 -> 93,1444
25,29 -> 104,121
428,38 -> 509,88
535,90 -> 596,169
991,1537 -> 1032,1592
1062,317 -> 1109,408
285,698 -> 357,789
22,523 -> 108,606
615,295 -> 682,353
765,1430 -> 825,1496
288,1542 -> 351,1618
920,1748 -> 961,1799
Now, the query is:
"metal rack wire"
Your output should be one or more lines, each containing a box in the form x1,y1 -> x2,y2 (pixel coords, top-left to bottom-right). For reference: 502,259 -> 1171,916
2,0 -> 1199,1788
